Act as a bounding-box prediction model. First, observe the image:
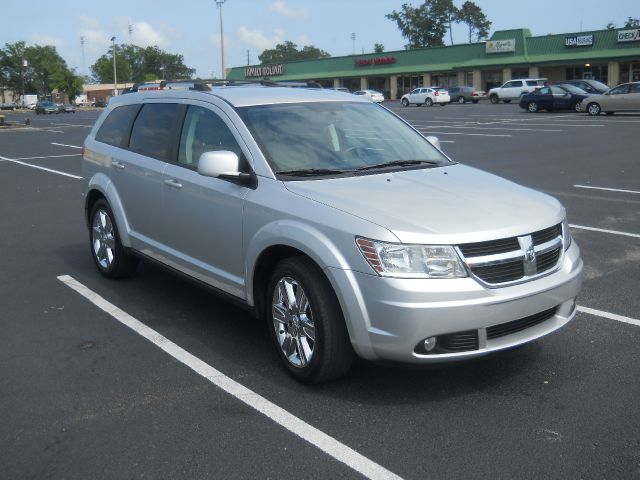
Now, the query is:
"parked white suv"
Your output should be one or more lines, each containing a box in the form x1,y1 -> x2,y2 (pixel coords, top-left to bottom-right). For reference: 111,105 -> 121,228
401,87 -> 450,107
489,78 -> 547,104
82,85 -> 582,383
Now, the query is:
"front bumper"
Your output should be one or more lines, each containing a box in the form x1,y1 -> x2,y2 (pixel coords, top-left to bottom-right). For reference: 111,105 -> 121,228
328,240 -> 583,363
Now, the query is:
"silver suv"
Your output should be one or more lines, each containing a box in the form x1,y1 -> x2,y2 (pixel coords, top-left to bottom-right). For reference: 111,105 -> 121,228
82,85 -> 583,383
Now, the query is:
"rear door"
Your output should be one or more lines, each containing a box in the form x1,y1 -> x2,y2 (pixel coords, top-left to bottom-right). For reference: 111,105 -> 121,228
626,83 -> 640,110
160,101 -> 249,297
118,101 -> 184,250
551,86 -> 572,109
604,84 -> 630,111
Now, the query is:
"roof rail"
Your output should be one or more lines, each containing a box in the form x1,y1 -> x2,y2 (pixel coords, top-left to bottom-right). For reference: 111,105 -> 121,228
120,78 -> 324,94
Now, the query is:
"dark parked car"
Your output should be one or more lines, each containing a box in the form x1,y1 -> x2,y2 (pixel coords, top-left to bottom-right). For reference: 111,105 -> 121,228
519,85 -> 590,113
61,104 -> 77,113
555,79 -> 609,94
447,86 -> 487,104
35,101 -> 58,115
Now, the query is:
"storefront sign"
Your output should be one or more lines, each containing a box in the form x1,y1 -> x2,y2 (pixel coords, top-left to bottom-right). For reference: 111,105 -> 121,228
617,29 -> 640,43
354,56 -> 397,67
564,34 -> 594,47
485,39 -> 516,54
244,64 -> 284,77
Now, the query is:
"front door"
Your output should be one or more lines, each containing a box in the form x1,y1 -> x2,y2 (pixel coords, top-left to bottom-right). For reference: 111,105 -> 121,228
160,102 -> 249,297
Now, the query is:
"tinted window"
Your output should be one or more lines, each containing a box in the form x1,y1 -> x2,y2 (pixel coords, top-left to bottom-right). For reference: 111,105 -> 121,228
510,81 -> 523,87
95,104 -> 140,147
550,86 -> 567,94
538,87 -> 551,95
629,83 -> 640,93
178,106 -> 242,168
129,103 -> 183,160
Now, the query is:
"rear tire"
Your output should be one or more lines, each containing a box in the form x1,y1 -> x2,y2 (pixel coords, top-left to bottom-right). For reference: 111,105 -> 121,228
605,111 -> 614,116
457,96 -> 465,104
89,199 -> 139,279
527,101 -> 539,113
503,100 -> 511,104
267,257 -> 354,384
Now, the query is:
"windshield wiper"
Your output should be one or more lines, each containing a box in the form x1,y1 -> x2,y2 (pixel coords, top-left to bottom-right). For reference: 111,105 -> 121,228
356,160 -> 443,171
277,168 -> 352,177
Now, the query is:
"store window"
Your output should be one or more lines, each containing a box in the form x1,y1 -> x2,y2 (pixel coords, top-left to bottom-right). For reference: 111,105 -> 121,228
397,75 -> 422,96
566,65 -> 608,84
512,69 -> 529,79
620,62 -> 640,83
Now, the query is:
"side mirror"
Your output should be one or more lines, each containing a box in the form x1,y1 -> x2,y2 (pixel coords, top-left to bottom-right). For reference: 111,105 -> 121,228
197,150 -> 257,188
426,136 -> 441,150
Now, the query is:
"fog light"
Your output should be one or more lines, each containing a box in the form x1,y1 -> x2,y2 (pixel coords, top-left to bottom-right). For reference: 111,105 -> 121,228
424,337 -> 437,352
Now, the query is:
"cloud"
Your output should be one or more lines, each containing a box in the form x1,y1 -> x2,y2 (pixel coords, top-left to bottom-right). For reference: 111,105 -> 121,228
78,15 -> 110,55
210,32 -> 232,49
269,1 -> 310,19
113,17 -> 181,48
236,26 -> 284,50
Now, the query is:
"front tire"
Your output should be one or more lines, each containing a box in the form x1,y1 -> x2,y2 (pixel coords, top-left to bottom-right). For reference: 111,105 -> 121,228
401,98 -> 409,107
587,102 -> 601,116
89,199 -> 139,278
267,257 -> 354,384
425,98 -> 433,107
457,96 -> 465,104
527,101 -> 539,113
490,95 -> 499,104
574,101 -> 582,112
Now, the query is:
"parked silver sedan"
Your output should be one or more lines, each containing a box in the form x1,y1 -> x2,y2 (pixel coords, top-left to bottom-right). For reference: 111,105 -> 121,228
584,81 -> 640,115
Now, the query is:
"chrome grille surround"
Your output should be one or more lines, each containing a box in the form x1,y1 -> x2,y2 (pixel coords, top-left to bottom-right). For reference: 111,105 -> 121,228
456,223 -> 565,288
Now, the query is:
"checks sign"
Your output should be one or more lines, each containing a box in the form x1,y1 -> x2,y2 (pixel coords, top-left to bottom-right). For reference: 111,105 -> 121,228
618,29 -> 640,42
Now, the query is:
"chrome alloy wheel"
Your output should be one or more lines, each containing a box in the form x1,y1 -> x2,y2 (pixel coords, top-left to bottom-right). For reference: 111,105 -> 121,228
272,277 -> 316,368
91,208 -> 116,269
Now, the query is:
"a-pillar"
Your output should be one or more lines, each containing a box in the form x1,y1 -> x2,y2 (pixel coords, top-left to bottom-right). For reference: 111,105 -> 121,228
360,77 -> 367,90
608,61 -> 620,86
390,75 -> 398,100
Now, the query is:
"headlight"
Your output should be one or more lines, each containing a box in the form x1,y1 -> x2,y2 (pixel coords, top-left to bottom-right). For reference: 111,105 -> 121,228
562,218 -> 572,250
356,237 -> 468,278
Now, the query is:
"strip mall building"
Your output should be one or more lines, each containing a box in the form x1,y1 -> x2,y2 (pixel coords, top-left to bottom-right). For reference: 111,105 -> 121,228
227,27 -> 640,99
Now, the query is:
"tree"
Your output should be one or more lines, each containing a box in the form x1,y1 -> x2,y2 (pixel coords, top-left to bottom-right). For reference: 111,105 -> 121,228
90,44 -> 195,83
374,43 -> 385,53
50,68 -> 84,102
258,41 -> 331,64
606,22 -> 616,29
624,17 -> 640,28
385,1 -> 456,49
458,1 -> 492,43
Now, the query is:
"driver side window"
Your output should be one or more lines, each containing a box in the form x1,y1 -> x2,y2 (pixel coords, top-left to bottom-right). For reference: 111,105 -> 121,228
178,106 -> 242,168
610,85 -> 630,95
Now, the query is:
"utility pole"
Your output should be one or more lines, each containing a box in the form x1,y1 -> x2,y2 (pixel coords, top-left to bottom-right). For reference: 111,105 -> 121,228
215,0 -> 227,79
247,50 -> 250,66
111,36 -> 118,96
80,36 -> 86,77
128,23 -> 134,44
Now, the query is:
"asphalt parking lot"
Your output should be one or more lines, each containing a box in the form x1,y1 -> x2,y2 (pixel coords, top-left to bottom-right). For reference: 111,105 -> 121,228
1,102 -> 639,479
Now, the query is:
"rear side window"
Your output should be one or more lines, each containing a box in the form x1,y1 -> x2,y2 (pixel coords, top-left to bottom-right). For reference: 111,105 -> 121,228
95,104 -> 139,147
129,103 -> 183,160
510,81 -> 523,87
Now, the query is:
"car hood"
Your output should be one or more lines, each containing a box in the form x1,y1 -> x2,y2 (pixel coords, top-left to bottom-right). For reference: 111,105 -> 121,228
283,164 -> 564,244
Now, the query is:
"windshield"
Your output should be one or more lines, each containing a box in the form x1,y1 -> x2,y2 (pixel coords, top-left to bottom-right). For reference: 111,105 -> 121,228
560,84 -> 587,94
237,102 -> 451,177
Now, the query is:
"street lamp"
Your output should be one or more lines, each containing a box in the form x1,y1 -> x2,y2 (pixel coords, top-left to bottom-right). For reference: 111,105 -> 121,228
111,36 -> 118,96
215,0 -> 226,79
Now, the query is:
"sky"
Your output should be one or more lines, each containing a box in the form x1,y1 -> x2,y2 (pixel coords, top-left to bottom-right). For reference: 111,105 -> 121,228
1,0 -> 638,80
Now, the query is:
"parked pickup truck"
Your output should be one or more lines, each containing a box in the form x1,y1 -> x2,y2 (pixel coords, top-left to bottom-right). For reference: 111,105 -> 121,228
489,78 -> 547,104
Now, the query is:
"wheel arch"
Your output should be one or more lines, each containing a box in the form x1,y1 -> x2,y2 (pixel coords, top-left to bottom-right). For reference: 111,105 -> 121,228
85,174 -> 132,246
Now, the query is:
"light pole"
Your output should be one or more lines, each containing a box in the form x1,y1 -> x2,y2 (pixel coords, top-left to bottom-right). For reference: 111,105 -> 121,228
215,0 -> 226,79
111,36 -> 118,96
351,32 -> 356,55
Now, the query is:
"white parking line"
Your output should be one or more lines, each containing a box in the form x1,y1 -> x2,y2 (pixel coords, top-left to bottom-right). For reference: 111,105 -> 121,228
417,129 -> 512,137
0,155 -> 82,179
51,142 -> 82,149
15,154 -> 81,160
46,130 -> 64,133
569,224 -> 640,239
420,125 -> 561,132
578,306 -> 640,328
57,274 -> 403,480
574,185 -> 640,195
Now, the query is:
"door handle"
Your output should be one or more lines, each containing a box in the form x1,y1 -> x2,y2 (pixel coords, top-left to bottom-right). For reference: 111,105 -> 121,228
164,179 -> 183,189
112,160 -> 125,170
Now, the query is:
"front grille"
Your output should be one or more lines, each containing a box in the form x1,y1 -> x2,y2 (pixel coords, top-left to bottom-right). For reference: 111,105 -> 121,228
459,237 -> 519,257
438,330 -> 479,352
470,260 -> 524,283
458,223 -> 563,286
536,247 -> 561,273
487,307 -> 557,339
532,224 -> 562,245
